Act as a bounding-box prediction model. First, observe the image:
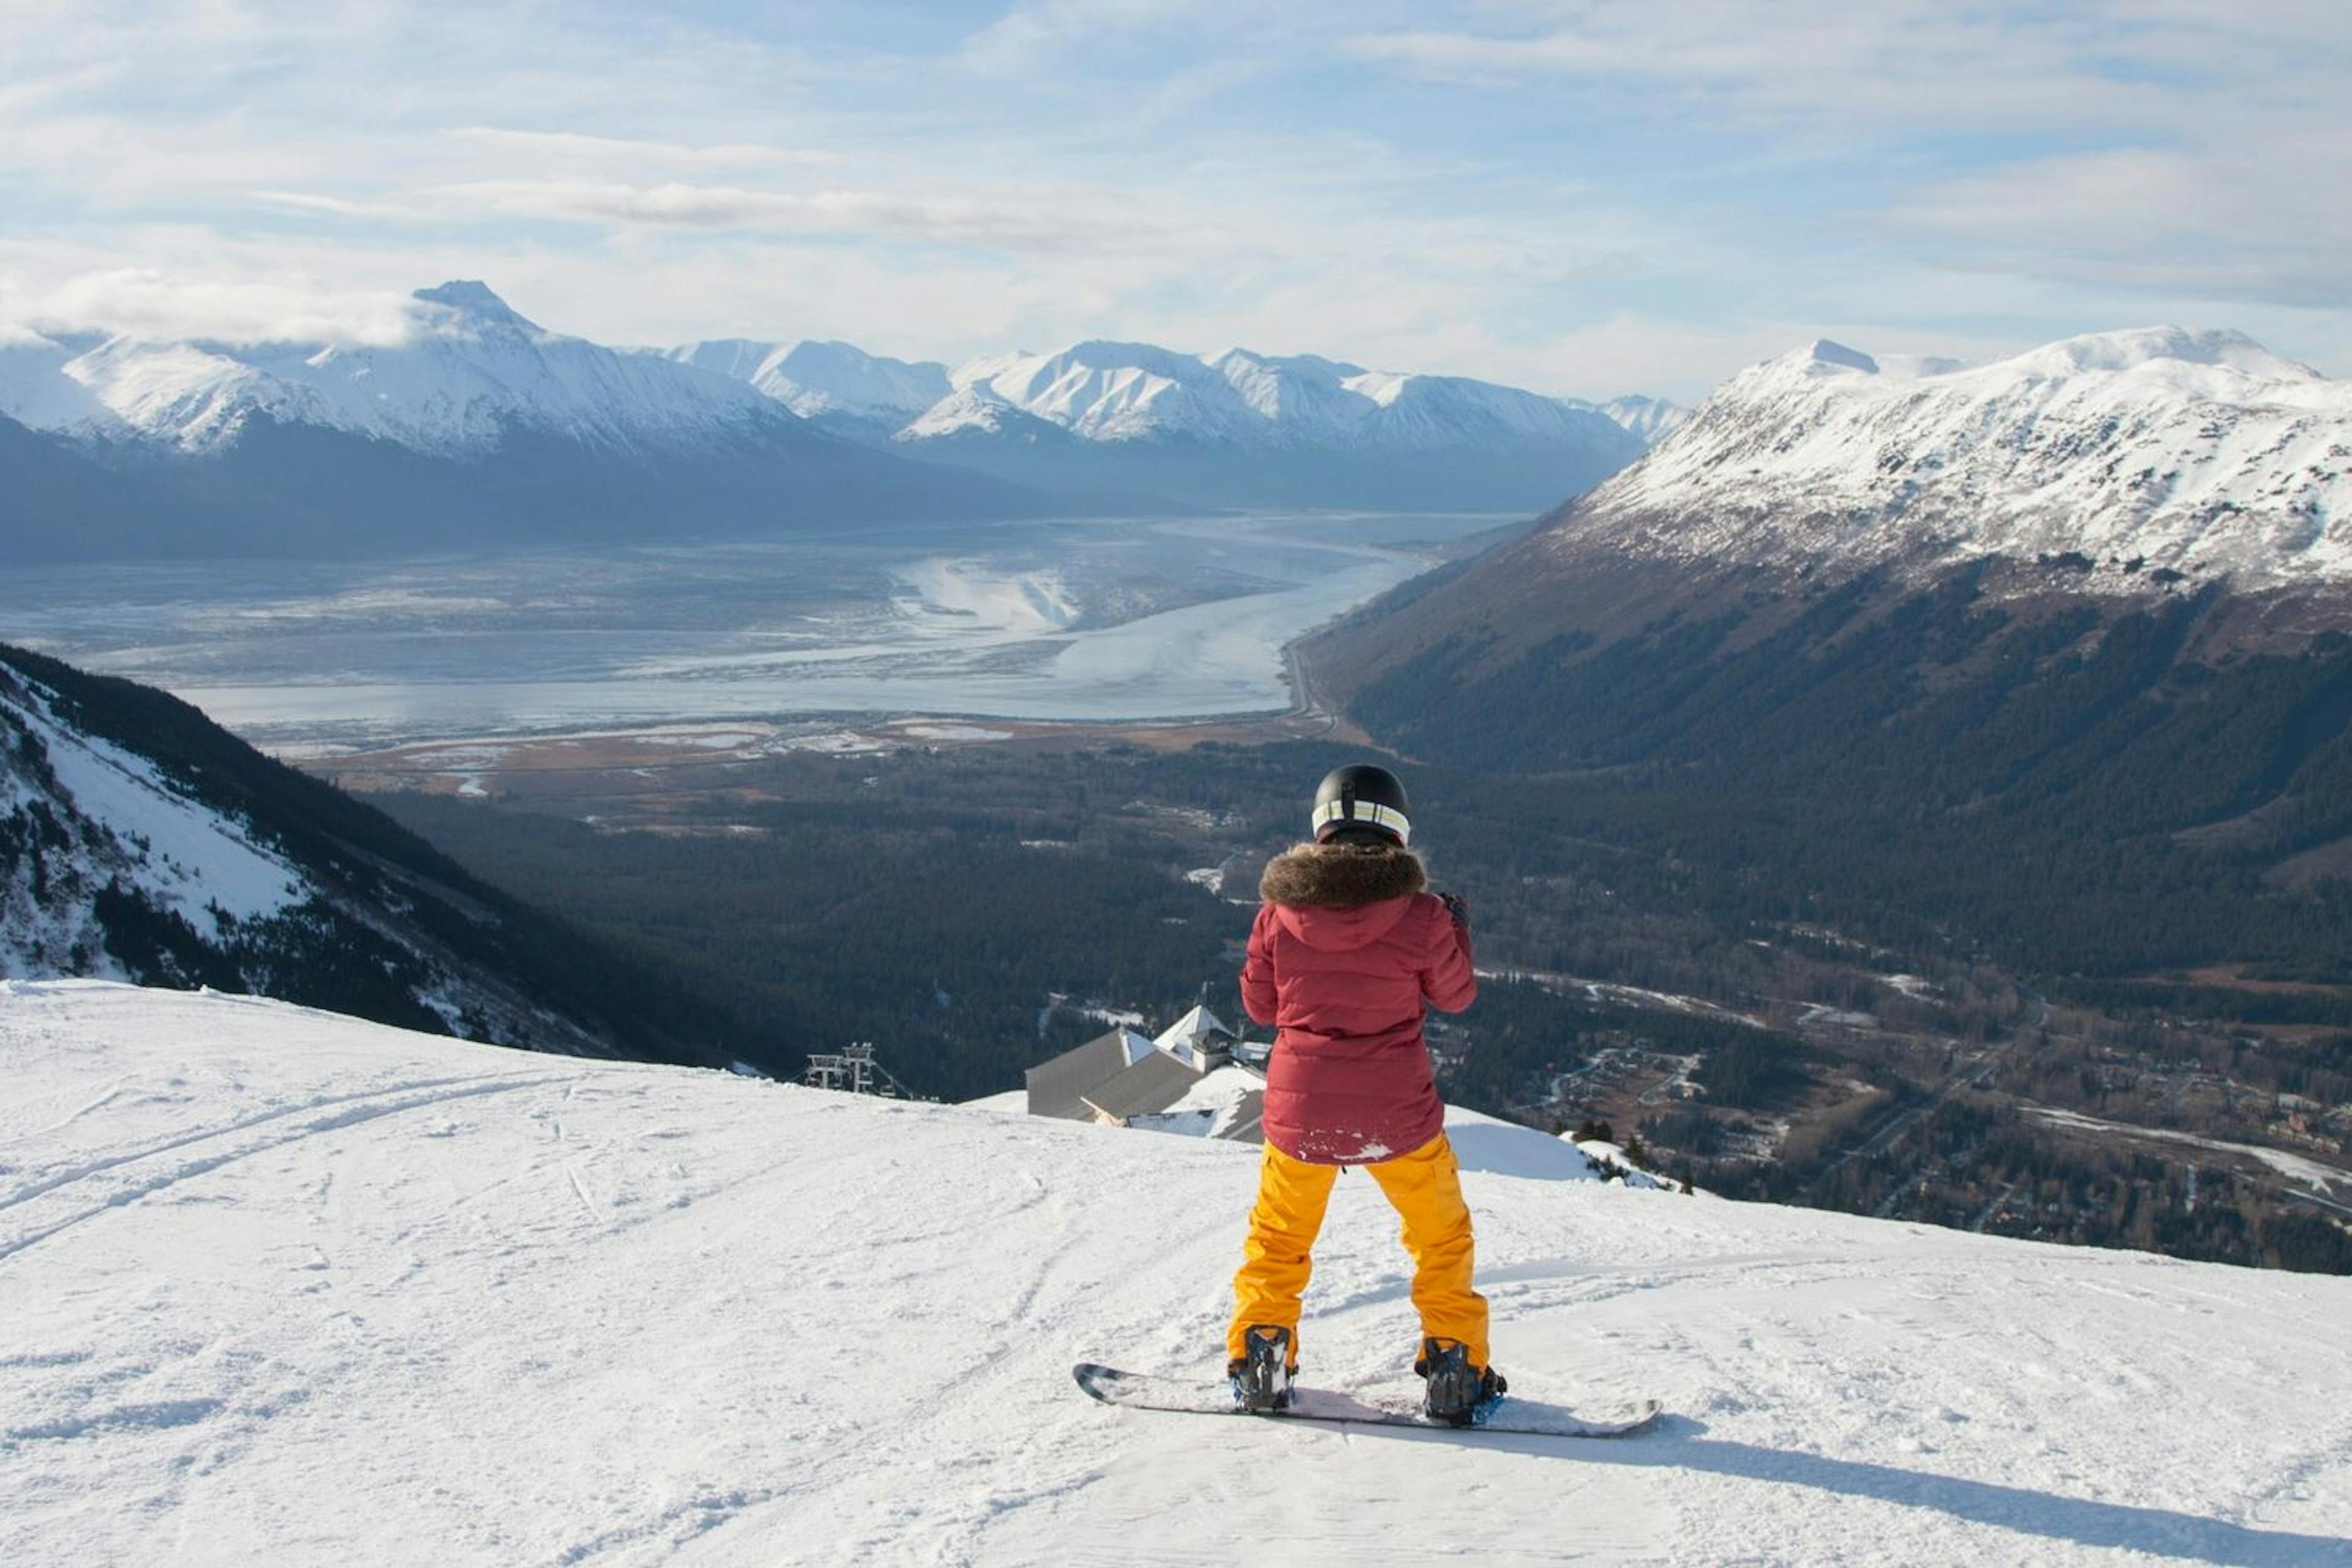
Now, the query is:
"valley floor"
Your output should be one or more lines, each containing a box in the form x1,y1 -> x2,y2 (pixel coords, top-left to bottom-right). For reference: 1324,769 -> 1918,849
2,981 -> 2348,1566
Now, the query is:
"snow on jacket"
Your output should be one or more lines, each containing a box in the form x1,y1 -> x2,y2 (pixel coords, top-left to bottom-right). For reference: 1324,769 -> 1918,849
1242,840 -> 1476,1165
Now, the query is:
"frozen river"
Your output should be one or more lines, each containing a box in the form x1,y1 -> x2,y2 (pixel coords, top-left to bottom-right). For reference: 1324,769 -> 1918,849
0,513 -> 1511,749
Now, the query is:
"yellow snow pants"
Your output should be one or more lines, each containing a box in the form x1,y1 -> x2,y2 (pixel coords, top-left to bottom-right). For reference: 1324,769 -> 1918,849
1228,1133 -> 1488,1370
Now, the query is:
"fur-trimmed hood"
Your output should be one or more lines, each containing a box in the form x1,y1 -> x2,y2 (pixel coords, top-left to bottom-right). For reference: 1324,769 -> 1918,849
1259,841 -> 1428,909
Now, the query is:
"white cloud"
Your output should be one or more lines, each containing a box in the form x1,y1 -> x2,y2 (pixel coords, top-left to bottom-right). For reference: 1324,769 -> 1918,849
444,127 -> 839,170
26,268 -> 426,345
1893,145 -> 2352,309
960,0 -> 1210,76
1340,1 -> 2330,135
2,1 -> 2345,396
433,178 -> 1175,254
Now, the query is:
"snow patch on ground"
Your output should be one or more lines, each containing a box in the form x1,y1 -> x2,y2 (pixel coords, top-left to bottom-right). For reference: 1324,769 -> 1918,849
894,723 -> 1016,742
2029,1106 -> 2352,1199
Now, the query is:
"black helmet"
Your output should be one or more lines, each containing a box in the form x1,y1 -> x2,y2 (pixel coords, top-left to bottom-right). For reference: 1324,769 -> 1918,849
1312,764 -> 1411,846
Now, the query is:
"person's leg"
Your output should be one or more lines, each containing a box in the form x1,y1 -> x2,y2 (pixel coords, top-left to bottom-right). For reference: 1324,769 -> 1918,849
1228,1142 -> 1340,1367
1363,1133 -> 1490,1368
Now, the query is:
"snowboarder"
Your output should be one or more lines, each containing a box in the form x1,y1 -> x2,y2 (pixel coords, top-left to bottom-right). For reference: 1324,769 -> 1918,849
1227,763 -> 1504,1425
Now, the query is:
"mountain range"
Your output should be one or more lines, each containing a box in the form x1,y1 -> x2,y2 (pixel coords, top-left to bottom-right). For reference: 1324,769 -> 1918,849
663,333 -> 1654,510
0,282 -> 1678,561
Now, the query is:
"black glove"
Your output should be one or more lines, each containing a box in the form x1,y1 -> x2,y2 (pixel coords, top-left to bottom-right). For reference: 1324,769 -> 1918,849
1439,892 -> 1470,928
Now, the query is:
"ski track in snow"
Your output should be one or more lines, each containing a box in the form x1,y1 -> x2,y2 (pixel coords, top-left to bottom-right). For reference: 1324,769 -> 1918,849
1,980 -> 2349,1565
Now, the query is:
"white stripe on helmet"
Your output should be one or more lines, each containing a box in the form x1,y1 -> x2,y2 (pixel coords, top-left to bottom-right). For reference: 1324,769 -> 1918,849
1311,799 -> 1411,845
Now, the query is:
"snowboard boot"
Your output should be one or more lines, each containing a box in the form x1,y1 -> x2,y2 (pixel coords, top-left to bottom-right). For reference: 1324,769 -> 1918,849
1229,1324 -> 1297,1412
1415,1336 -> 1506,1427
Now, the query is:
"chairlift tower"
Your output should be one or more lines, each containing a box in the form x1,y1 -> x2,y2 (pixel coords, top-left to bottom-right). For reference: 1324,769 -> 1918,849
803,1041 -> 909,1098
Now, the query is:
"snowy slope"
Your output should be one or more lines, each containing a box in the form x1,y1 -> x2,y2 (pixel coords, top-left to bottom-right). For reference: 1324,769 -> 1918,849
937,340 -> 1269,445
1600,394 -> 1689,446
5,980 -> 2348,1566
1567,328 -> 2352,589
0,328 -> 126,436
1,664 -> 311,977
29,284 -> 796,456
658,339 -> 949,424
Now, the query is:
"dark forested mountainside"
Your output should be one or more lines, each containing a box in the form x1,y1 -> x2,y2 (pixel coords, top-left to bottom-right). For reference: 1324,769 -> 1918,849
377,763 -> 1248,1098
344,716 -> 2352,1273
1320,559 -> 2352,984
0,644 -> 728,1063
1286,534 -> 2352,1273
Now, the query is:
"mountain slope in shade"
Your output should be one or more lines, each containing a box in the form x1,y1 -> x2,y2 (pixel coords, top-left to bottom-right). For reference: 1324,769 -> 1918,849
3,979 -> 2347,1564
1570,327 -> 2350,590
0,644 -> 723,1061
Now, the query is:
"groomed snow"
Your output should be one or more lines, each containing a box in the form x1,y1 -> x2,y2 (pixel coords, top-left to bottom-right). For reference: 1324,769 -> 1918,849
4,981 -> 2350,1564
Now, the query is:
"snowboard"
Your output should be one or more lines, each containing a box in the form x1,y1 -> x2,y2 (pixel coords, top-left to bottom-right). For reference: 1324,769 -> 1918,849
1073,1363 -> 1662,1438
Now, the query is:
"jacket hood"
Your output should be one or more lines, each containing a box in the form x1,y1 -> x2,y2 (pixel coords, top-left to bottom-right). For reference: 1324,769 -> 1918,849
1261,842 -> 1427,953
1261,841 -> 1428,908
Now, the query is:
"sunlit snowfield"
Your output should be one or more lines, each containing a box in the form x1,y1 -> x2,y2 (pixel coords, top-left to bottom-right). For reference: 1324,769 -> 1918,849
0,513 -> 1506,748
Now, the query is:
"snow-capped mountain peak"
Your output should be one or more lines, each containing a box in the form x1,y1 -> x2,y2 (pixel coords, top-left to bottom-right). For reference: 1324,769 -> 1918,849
1600,394 -> 1691,445
1754,338 -> 1881,382
411,279 -> 542,336
2009,325 -> 2321,383
655,337 -> 950,424
18,281 -> 793,456
1570,325 -> 2352,589
769,340 -> 951,420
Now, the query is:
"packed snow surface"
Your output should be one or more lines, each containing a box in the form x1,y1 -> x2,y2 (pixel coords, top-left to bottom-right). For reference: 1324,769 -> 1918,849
1574,326 -> 2352,589
4,981 -> 2349,1565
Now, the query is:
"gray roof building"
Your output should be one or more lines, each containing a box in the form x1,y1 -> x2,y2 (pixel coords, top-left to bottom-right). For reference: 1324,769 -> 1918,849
1025,1014 -> 1262,1142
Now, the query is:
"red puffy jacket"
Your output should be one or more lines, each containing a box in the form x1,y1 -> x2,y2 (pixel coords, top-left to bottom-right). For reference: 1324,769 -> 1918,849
1241,842 -> 1476,1164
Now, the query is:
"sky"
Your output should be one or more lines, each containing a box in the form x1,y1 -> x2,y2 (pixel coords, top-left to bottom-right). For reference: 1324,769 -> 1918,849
2,0 -> 2348,403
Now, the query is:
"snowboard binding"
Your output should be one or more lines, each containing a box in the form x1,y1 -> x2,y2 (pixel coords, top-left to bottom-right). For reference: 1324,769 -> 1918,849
1229,1324 -> 1297,1412
1415,1336 -> 1507,1427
